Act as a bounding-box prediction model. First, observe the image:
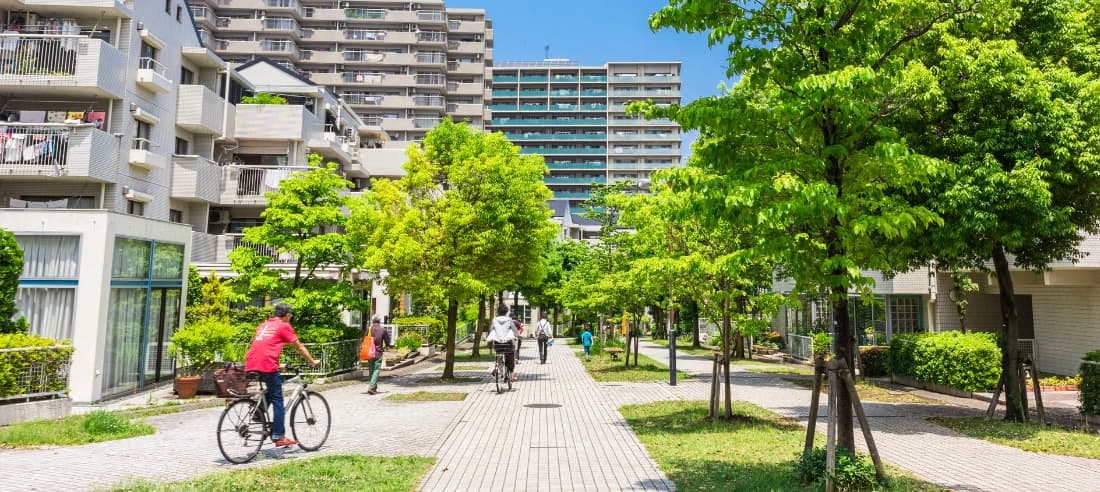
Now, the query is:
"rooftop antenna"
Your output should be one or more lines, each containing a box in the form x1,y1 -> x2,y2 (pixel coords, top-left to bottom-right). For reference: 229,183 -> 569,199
544,45 -> 550,60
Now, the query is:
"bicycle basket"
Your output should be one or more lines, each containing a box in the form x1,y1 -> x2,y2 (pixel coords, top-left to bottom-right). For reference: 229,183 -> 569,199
214,364 -> 250,398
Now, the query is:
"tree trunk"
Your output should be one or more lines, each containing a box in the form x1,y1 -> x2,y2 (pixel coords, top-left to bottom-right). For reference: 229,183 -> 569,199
442,298 -> 459,379
624,313 -> 632,367
722,297 -> 733,419
471,295 -> 486,360
831,282 -> 854,451
992,243 -> 1025,422
512,291 -> 520,312
734,333 -> 746,360
688,298 -> 701,348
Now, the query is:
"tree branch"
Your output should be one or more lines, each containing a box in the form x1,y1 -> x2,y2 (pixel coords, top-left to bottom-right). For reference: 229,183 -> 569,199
872,1 -> 979,70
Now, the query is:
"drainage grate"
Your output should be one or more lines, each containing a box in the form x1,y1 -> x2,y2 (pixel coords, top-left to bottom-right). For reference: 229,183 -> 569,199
524,403 -> 562,409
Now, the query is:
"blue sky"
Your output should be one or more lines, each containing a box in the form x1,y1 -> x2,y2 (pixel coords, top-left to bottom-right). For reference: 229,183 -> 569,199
445,0 -> 736,155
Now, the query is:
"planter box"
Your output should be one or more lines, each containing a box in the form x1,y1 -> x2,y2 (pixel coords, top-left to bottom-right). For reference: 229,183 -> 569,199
891,374 -> 973,398
0,397 -> 71,426
419,344 -> 436,357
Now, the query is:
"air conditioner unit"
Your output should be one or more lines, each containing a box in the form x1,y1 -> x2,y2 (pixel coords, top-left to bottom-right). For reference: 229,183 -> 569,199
209,210 -> 231,224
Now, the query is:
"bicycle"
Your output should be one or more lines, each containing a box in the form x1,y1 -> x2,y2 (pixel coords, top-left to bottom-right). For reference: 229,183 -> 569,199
492,342 -> 513,394
216,365 -> 332,464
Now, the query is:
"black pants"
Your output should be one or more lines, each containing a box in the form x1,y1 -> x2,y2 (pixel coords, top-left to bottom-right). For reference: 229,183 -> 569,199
538,335 -> 549,361
492,342 -> 515,372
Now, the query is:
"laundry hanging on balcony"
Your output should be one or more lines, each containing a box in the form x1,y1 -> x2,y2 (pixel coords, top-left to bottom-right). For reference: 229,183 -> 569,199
263,168 -> 292,190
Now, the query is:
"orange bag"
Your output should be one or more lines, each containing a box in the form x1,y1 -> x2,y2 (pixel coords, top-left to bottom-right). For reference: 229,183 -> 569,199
360,332 -> 376,361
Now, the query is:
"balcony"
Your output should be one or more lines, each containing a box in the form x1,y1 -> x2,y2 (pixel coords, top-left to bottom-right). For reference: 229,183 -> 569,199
609,132 -> 679,141
129,138 -> 168,170
136,57 -> 172,93
417,11 -> 447,23
418,31 -> 447,44
0,123 -> 117,180
447,103 -> 482,117
170,155 -> 221,203
340,92 -> 384,105
544,177 -> 607,185
415,95 -> 445,108
607,118 -> 678,126
414,73 -> 446,87
307,126 -> 356,163
520,147 -> 606,155
219,165 -> 312,206
176,85 -> 233,136
415,53 -> 447,65
552,192 -> 592,200
549,76 -> 579,83
190,232 -> 295,265
447,40 -> 484,54
489,118 -> 606,126
546,162 -> 606,170
609,76 -> 680,83
503,133 -> 607,141
346,8 -> 386,20
0,36 -> 125,99
235,105 -> 313,140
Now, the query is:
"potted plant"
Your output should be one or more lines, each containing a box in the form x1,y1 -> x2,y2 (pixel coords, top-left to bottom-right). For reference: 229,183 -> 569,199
171,317 -> 234,398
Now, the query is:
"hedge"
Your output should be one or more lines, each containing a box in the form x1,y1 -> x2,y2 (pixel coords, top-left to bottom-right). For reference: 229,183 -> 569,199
0,333 -> 74,399
393,316 -> 445,346
859,346 -> 890,378
889,331 -> 1001,392
1080,350 -> 1100,416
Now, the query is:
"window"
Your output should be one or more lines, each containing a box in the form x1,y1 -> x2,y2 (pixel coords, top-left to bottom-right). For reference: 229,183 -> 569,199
180,67 -> 194,85
176,5 -> 183,22
174,137 -> 189,155
141,41 -> 158,61
127,200 -> 145,216
14,235 -> 80,341
15,196 -> 95,209
165,0 -> 172,13
169,209 -> 183,223
134,120 -> 152,150
890,297 -> 922,335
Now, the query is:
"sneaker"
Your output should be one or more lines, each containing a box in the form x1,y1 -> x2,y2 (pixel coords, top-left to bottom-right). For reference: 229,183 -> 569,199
273,438 -> 298,448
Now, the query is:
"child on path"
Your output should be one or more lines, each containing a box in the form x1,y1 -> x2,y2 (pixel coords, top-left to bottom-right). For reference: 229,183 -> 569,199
581,325 -> 593,361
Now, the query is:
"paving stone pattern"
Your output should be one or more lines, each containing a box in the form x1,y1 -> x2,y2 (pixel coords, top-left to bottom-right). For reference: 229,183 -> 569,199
418,341 -> 673,492
631,341 -> 1100,492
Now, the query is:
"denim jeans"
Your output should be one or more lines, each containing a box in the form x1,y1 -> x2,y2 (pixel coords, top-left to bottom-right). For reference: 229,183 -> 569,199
259,371 -> 285,440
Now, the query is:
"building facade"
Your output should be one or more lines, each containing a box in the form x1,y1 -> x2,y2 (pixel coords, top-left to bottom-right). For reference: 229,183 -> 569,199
487,59 -> 682,240
186,0 -> 492,143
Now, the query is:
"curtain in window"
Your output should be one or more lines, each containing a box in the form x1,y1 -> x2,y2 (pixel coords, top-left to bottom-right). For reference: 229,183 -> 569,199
102,288 -> 146,397
15,235 -> 79,278
144,288 -> 181,382
152,243 -> 184,279
15,287 -> 75,341
112,238 -> 150,279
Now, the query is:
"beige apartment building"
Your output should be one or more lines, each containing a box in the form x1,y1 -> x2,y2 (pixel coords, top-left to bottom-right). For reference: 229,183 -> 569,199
0,0 -> 389,404
487,60 -> 682,240
186,0 -> 492,143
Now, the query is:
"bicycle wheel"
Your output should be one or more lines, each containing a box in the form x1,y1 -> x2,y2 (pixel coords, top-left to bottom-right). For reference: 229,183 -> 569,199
217,399 -> 265,464
290,391 -> 331,451
494,358 -> 503,394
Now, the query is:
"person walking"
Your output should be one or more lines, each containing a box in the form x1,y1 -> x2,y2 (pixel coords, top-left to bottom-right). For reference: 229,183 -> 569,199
511,313 -> 525,363
536,314 -> 553,363
365,317 -> 391,395
581,325 -> 593,361
487,304 -> 519,381
244,303 -> 319,448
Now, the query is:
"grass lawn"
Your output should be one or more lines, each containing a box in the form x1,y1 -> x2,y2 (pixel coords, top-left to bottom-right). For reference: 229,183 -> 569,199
930,417 -> 1100,459
579,350 -> 692,383
781,378 -> 936,404
384,391 -> 467,402
621,400 -> 943,491
646,337 -> 717,356
741,363 -> 815,376
113,454 -> 435,492
0,410 -> 154,447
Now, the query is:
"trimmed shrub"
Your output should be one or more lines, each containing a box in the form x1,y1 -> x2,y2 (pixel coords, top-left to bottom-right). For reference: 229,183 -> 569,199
0,228 -> 26,335
393,316 -> 446,345
889,331 -> 1001,392
0,333 -> 73,398
812,332 -> 832,357
395,332 -> 426,352
859,346 -> 890,378
1079,350 -> 1100,416
241,92 -> 287,104
795,446 -> 878,491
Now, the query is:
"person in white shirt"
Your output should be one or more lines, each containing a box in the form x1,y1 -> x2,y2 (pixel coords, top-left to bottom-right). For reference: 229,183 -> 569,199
535,314 -> 554,364
486,304 -> 519,381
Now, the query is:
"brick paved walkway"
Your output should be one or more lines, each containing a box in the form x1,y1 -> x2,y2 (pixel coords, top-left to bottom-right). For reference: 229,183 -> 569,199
418,340 -> 673,491
631,340 -> 1100,492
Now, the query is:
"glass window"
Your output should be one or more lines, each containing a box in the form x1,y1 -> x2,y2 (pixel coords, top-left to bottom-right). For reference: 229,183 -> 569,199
169,210 -> 183,223
153,243 -> 184,279
180,67 -> 194,85
890,297 -> 922,334
127,200 -> 145,216
16,287 -> 75,340
102,287 -> 146,397
174,137 -> 189,155
15,236 -> 80,278
113,238 -> 150,279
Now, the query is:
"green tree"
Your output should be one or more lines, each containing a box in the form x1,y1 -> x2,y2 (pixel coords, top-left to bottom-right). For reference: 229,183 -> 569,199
0,228 -> 25,334
229,153 -> 362,339
646,0 -> 981,449
185,265 -> 203,311
897,0 -> 1100,421
350,120 -> 557,379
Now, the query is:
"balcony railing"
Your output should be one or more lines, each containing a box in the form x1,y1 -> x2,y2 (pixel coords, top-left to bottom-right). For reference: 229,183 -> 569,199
344,50 -> 385,62
346,30 -> 386,41
222,165 -> 312,204
341,92 -> 383,105
132,138 -> 154,151
264,18 -> 298,30
138,57 -> 167,77
346,8 -> 386,20
266,0 -> 298,8
417,31 -> 446,43
0,123 -> 80,174
191,6 -> 212,21
416,52 -> 445,64
415,74 -> 445,85
261,39 -> 297,52
342,72 -> 385,84
418,11 -> 446,21
415,95 -> 445,107
414,117 -> 441,128
230,234 -> 296,264
0,34 -> 83,77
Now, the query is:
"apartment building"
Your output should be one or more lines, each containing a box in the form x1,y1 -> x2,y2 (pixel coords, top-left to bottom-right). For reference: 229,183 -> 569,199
486,59 -> 682,240
186,0 -> 492,144
0,1 -> 389,404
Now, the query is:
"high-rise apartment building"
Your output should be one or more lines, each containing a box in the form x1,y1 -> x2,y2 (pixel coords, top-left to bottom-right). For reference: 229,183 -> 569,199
487,60 -> 682,240
186,0 -> 492,143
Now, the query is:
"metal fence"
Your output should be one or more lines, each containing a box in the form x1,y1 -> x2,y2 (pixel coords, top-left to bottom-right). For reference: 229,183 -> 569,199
227,339 -> 361,377
787,334 -> 814,361
0,345 -> 72,401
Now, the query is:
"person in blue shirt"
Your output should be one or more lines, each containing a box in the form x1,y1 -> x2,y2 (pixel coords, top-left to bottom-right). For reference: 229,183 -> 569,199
580,325 -> 594,361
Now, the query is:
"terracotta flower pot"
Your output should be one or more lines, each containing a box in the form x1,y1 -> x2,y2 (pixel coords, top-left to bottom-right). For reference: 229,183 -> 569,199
175,375 -> 202,399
